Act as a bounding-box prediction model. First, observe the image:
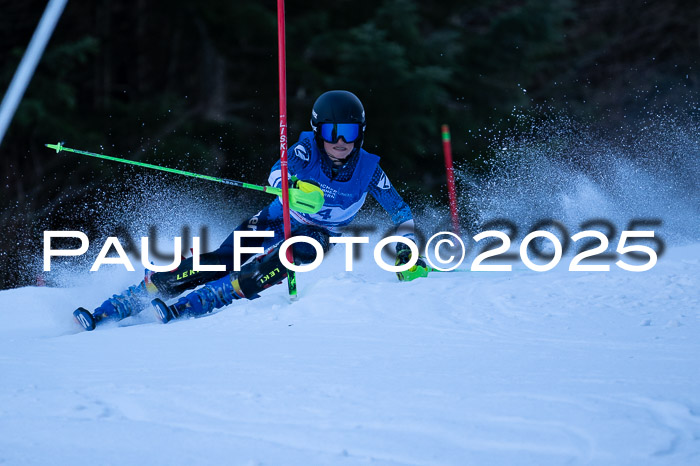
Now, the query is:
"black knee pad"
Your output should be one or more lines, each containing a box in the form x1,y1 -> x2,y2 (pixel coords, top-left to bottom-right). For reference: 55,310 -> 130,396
235,227 -> 331,298
291,226 -> 330,264
151,253 -> 229,297
238,248 -> 286,297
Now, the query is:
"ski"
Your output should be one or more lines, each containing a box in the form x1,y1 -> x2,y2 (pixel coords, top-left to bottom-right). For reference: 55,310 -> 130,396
151,298 -> 175,324
73,307 -> 97,331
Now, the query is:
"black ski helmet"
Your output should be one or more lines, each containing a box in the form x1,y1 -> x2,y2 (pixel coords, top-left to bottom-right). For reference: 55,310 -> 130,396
310,90 -> 366,152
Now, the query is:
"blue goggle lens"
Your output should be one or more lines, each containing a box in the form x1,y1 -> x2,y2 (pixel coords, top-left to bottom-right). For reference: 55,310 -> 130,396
320,123 -> 360,143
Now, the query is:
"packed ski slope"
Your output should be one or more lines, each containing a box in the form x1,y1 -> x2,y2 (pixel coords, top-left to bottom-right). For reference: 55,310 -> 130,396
2,109 -> 698,464
1,241 -> 699,465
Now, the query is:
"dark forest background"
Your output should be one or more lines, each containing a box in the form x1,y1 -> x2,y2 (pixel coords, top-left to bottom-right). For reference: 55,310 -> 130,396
0,0 -> 698,288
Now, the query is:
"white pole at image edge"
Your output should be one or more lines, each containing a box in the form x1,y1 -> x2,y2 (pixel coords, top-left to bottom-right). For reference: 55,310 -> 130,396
0,0 -> 68,147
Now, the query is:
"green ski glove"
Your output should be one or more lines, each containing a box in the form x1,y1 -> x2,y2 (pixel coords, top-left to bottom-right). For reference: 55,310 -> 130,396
395,243 -> 430,282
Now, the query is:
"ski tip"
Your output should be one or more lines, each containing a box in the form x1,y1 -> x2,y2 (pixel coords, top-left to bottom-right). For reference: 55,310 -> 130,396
151,298 -> 172,324
45,142 -> 63,153
73,307 -> 96,331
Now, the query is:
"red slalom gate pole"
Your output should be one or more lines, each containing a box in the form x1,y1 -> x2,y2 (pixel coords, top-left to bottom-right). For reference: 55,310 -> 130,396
277,0 -> 297,300
441,124 -> 461,235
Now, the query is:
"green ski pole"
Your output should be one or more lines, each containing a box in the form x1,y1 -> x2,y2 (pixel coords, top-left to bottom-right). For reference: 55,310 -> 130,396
429,267 -> 471,273
46,142 -> 324,214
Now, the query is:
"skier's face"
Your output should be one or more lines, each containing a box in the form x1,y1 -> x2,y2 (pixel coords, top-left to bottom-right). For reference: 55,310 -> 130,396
324,138 -> 355,165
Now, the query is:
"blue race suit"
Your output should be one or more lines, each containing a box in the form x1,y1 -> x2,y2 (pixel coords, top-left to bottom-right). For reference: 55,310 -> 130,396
215,131 -> 416,266
151,132 -> 416,296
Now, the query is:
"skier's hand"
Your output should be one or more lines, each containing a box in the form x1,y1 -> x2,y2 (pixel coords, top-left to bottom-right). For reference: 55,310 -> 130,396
291,177 -> 323,195
395,242 -> 429,282
291,176 -> 319,189
286,177 -> 325,214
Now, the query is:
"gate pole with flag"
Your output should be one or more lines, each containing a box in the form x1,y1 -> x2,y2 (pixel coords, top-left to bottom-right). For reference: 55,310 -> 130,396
277,0 -> 297,300
441,124 -> 461,235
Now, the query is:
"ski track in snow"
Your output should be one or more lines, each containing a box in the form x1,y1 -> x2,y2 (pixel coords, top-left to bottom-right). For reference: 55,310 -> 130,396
1,245 -> 699,465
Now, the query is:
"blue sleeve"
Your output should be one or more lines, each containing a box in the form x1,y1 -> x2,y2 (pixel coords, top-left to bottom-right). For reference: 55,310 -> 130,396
268,137 -> 314,187
368,165 -> 414,228
268,160 -> 283,187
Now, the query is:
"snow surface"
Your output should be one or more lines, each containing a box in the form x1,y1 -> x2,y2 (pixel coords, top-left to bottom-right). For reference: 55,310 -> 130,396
1,242 -> 699,465
3,110 -> 699,464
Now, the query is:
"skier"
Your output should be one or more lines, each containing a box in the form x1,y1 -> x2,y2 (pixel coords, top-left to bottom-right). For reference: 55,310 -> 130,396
73,90 -> 429,331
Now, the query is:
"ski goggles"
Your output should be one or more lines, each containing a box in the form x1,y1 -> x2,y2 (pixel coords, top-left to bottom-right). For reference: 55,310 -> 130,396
320,123 -> 360,143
